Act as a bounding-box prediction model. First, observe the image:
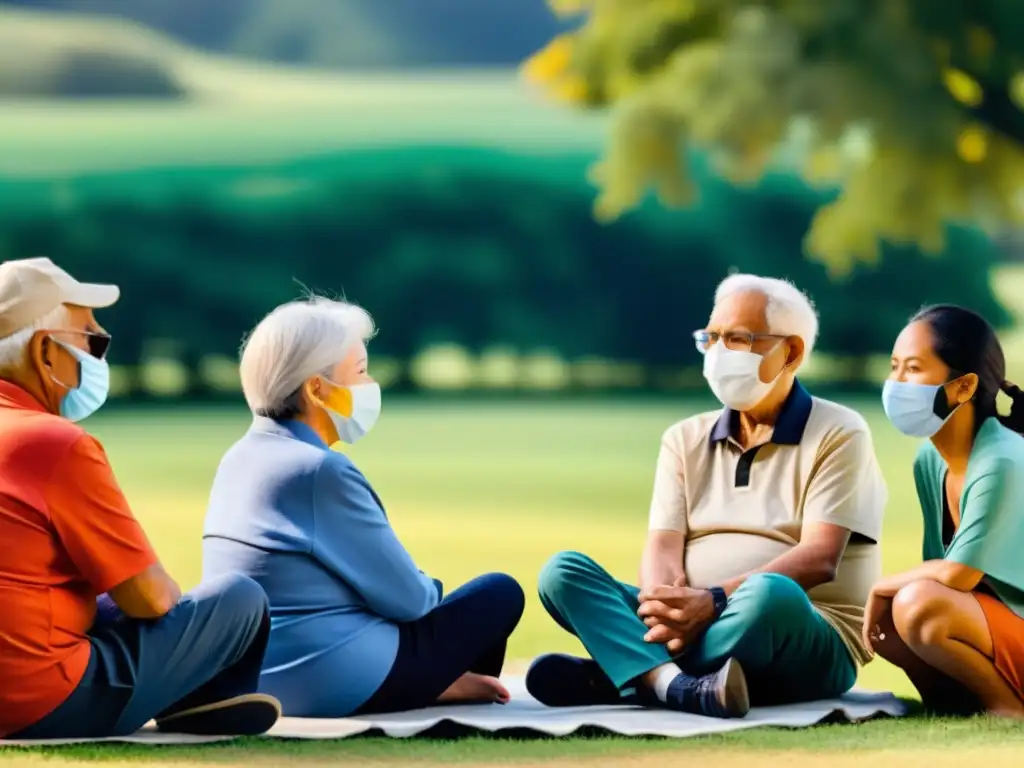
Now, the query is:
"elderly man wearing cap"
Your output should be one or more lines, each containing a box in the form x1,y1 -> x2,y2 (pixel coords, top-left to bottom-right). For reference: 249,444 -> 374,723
0,258 -> 281,740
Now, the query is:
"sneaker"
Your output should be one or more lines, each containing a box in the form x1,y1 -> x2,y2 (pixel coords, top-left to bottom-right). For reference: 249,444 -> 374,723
525,654 -> 621,707
155,693 -> 281,736
664,658 -> 750,719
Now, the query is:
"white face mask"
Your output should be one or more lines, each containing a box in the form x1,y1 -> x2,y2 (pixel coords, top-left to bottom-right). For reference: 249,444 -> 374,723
702,343 -> 781,411
323,382 -> 382,444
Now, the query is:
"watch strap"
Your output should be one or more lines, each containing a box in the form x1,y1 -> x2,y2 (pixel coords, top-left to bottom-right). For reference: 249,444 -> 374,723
707,586 -> 728,618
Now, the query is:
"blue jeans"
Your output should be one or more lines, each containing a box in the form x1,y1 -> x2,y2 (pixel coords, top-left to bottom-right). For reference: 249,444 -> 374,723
354,573 -> 525,714
539,552 -> 856,705
10,573 -> 271,739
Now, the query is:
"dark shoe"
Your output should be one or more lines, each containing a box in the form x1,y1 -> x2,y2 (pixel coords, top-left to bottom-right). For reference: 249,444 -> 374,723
526,654 -> 621,707
664,658 -> 750,719
155,693 -> 281,736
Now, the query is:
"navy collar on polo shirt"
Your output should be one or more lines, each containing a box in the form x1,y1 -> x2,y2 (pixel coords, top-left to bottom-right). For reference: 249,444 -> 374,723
709,379 -> 813,446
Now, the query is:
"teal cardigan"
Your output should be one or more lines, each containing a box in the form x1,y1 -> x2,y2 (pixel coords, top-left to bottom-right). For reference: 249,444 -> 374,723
914,417 -> 1024,618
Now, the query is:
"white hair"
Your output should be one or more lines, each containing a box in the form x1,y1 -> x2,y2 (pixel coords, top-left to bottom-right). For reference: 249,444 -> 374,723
0,304 -> 71,373
714,274 -> 819,362
239,295 -> 375,417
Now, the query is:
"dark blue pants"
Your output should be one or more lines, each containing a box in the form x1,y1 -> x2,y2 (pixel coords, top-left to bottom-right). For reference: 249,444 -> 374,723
355,572 -> 525,714
10,573 -> 271,739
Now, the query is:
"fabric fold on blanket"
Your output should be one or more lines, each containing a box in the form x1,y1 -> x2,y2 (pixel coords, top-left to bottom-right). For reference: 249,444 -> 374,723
1,677 -> 908,746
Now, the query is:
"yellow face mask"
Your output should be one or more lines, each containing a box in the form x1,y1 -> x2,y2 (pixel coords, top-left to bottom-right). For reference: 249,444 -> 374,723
314,378 -> 382,444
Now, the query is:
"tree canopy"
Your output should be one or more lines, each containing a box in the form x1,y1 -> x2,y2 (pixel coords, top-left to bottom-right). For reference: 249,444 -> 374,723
524,0 -> 1024,273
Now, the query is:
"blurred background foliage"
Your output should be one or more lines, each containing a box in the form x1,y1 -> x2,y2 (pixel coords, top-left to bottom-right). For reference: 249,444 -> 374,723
525,0 -> 1024,272
0,143 -> 1008,399
0,0 -> 1019,401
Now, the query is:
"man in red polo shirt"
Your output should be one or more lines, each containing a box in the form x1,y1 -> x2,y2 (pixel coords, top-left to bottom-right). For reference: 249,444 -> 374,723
0,257 -> 281,740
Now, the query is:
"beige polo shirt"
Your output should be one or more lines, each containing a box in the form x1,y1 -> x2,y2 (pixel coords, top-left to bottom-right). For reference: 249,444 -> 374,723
648,381 -> 886,666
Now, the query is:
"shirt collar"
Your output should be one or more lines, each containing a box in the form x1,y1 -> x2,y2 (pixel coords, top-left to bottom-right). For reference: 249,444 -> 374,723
0,379 -> 48,413
709,379 -> 813,446
251,415 -> 328,450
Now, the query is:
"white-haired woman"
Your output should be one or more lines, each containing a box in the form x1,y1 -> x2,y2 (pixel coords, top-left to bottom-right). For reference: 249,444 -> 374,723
202,297 -> 524,717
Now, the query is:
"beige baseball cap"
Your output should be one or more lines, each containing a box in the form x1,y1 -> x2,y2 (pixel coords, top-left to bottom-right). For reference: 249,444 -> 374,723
0,257 -> 120,339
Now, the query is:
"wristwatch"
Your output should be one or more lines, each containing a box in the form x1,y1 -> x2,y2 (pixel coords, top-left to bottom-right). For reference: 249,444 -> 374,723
707,586 -> 728,619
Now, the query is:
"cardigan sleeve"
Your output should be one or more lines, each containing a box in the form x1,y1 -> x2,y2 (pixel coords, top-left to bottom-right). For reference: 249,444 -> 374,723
310,455 -> 440,622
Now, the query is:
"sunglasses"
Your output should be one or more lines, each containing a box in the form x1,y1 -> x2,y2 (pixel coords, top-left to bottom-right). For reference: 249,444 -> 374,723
47,330 -> 112,361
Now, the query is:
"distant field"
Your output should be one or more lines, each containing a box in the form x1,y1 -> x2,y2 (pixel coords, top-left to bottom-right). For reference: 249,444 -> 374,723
89,396 -> 924,694
0,78 -> 603,179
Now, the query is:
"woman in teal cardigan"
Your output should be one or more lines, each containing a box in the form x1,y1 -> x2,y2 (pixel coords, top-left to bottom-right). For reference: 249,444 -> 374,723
865,305 -> 1024,717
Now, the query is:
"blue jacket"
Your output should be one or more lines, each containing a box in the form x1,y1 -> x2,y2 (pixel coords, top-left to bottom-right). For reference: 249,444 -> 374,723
202,417 -> 440,716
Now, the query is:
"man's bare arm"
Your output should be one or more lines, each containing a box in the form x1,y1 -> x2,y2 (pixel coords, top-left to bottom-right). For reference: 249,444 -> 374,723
639,530 -> 685,592
720,521 -> 850,596
108,563 -> 182,619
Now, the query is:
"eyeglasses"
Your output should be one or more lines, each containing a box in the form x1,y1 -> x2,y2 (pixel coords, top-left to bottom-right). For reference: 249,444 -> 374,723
692,329 -> 788,355
48,330 -> 112,361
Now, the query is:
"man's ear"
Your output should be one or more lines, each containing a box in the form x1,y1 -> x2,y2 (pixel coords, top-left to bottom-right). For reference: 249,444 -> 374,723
784,336 -> 805,369
29,331 -> 51,370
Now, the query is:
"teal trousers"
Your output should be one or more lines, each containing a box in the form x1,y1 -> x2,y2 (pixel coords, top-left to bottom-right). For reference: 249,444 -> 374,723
538,551 -> 856,705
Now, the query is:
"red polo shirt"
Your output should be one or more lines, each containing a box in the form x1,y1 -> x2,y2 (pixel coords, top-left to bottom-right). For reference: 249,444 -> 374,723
0,380 -> 157,737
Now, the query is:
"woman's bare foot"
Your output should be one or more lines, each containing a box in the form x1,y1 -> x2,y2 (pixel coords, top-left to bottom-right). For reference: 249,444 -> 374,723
437,673 -> 510,705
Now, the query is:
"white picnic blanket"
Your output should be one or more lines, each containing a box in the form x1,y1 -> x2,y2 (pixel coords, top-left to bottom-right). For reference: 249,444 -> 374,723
2,676 -> 908,745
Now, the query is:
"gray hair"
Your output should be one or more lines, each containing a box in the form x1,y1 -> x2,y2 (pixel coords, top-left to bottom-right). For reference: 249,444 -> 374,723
239,296 -> 376,418
0,303 -> 70,374
714,274 -> 819,363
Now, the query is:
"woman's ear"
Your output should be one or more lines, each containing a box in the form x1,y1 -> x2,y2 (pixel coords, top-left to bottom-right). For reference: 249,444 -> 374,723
303,376 -> 325,409
956,373 -> 979,404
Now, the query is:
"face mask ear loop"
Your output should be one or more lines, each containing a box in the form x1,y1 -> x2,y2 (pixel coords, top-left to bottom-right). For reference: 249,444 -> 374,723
47,339 -> 81,392
936,374 -> 971,419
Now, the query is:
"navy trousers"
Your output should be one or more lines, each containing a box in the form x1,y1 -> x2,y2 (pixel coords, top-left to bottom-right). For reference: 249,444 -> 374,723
355,572 -> 525,714
10,573 -> 271,739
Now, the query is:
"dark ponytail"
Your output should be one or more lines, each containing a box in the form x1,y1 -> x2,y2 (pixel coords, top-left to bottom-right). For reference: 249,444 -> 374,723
911,304 -> 1024,435
999,380 -> 1024,434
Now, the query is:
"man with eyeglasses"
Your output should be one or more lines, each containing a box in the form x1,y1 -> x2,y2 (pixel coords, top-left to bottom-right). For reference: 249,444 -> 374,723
0,258 -> 281,740
526,274 -> 887,718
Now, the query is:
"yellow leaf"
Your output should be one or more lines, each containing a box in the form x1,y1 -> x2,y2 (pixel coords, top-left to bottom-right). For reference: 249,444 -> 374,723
522,35 -> 575,85
1010,72 -> 1024,111
956,126 -> 988,163
552,76 -> 591,104
942,68 -> 983,108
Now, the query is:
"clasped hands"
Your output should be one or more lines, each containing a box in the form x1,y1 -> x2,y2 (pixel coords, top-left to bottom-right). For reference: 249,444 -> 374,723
637,576 -> 716,656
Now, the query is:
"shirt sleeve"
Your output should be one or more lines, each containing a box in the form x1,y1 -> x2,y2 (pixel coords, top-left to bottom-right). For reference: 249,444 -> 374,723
45,434 -> 159,595
802,426 -> 887,542
946,457 -> 1023,585
913,445 -> 945,561
648,429 -> 688,533
311,456 -> 440,622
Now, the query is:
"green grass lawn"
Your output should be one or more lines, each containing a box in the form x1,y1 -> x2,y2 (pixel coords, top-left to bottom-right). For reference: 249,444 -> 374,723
8,395 -> 1024,764
83,396 -> 926,692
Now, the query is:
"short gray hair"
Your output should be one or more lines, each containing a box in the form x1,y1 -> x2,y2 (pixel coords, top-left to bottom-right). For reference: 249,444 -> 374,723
239,296 -> 375,418
0,303 -> 70,373
714,274 -> 819,362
